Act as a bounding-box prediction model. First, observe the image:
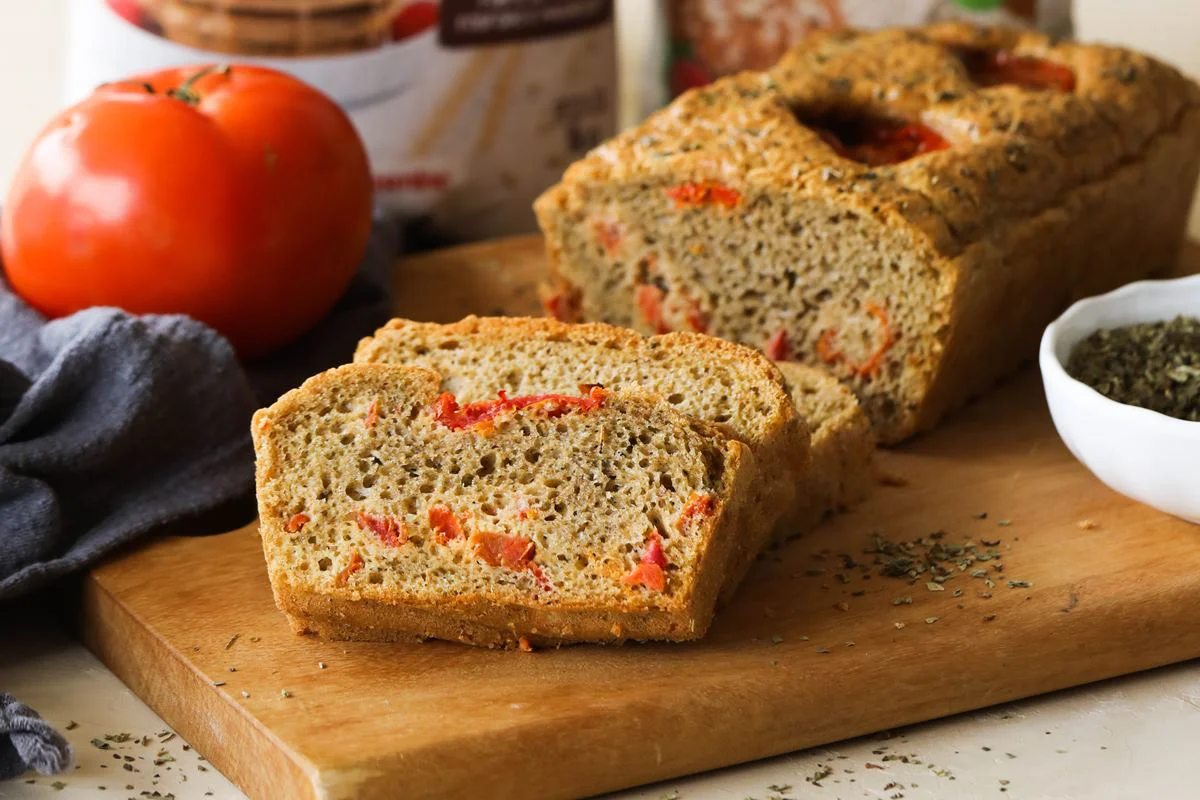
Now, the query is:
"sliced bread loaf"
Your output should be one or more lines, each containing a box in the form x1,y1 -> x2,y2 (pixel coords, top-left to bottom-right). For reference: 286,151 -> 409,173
354,316 -> 808,598
774,362 -> 875,539
534,23 -> 1200,443
252,364 -> 754,647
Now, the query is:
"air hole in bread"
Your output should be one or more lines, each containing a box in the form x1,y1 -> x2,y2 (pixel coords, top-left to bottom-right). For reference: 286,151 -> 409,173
659,473 -> 675,492
438,340 -> 460,350
362,474 -> 377,488
368,571 -> 383,584
524,448 -> 541,464
795,108 -> 949,165
481,502 -> 497,516
666,393 -> 684,404
345,483 -> 367,501
477,453 -> 497,477
420,482 -> 435,493
318,557 -> 331,571
544,477 -> 562,489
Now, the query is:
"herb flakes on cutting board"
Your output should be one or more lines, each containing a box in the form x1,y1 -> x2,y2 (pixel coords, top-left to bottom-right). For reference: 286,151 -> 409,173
1066,315 -> 1200,421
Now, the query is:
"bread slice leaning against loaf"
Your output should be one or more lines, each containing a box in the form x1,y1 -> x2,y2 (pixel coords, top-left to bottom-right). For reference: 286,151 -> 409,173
774,363 -> 876,539
354,316 -> 808,600
252,364 -> 754,647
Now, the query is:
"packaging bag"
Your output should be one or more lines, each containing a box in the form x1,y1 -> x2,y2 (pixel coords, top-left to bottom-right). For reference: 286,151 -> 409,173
66,0 -> 618,244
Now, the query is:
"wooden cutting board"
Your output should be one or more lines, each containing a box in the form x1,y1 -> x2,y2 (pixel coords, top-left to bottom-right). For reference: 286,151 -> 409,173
79,235 -> 1200,800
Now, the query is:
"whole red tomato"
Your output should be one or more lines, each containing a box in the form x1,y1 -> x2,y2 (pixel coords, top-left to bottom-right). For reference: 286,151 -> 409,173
2,64 -> 373,359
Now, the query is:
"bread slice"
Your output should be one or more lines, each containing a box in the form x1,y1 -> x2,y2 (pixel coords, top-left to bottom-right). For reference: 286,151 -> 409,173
774,362 -> 875,539
354,316 -> 808,598
252,363 -> 754,647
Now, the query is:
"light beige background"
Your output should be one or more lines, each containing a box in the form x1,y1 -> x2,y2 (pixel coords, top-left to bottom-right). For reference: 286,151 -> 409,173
1,4 -> 1200,800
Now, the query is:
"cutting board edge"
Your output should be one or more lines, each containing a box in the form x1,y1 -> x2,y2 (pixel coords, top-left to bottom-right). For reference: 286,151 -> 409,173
78,523 -> 1200,800
79,573 -> 322,800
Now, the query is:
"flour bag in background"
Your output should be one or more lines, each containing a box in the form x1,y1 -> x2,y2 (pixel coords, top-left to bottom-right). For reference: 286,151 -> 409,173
66,0 -> 617,246
642,0 -> 1073,116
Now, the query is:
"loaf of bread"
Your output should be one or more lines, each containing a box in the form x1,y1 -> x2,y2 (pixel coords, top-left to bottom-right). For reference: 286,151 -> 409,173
354,316 -> 806,598
252,364 -> 754,647
775,362 -> 875,538
535,22 -> 1200,443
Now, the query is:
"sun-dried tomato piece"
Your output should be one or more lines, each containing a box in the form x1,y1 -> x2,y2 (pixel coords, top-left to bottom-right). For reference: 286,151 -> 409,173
677,493 -> 716,532
427,504 -> 464,544
432,386 -> 607,431
958,48 -> 1076,92
592,218 -> 622,256
635,283 -> 670,334
285,513 -> 310,533
517,635 -> 534,652
541,285 -> 582,322
816,328 -> 843,365
764,328 -> 791,361
364,399 -> 379,430
471,531 -> 536,571
683,296 -> 708,334
527,561 -> 553,592
854,301 -> 897,379
355,511 -> 408,547
335,551 -> 364,586
623,530 -> 668,592
665,181 -> 742,209
815,301 -> 896,379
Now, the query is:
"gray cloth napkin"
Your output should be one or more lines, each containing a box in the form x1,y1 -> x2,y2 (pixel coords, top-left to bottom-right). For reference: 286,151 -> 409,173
0,694 -> 71,778
0,217 -> 397,779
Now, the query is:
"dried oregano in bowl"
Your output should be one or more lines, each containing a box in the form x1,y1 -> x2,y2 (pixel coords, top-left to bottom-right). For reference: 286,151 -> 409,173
1065,315 -> 1200,421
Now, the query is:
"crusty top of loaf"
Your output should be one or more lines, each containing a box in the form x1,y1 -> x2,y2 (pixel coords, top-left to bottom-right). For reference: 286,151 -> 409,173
538,22 -> 1200,261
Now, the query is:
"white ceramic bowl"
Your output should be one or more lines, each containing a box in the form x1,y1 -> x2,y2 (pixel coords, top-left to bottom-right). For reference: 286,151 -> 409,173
1040,274 -> 1200,524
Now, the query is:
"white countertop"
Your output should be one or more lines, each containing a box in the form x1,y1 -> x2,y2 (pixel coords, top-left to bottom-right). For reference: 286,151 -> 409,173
2,3 -> 1199,798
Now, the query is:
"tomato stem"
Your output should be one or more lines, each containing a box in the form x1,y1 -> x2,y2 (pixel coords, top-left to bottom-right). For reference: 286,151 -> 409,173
167,64 -> 231,105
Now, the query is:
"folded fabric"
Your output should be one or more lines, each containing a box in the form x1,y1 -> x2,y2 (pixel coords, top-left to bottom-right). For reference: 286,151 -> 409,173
0,694 -> 72,779
0,216 -> 396,600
